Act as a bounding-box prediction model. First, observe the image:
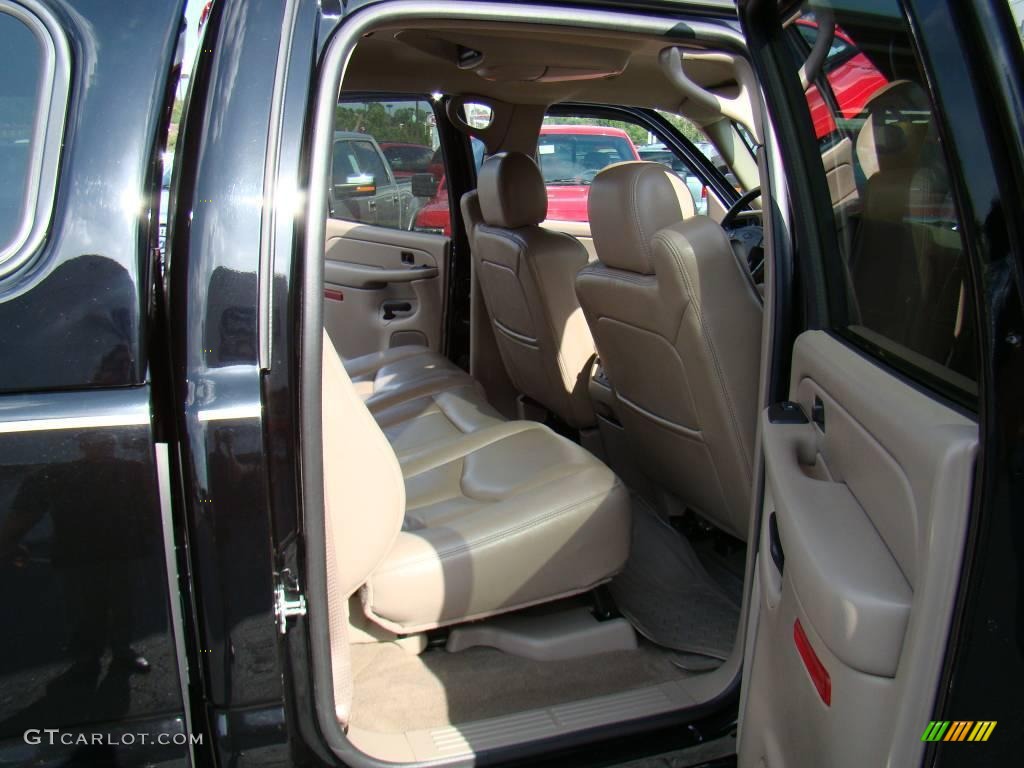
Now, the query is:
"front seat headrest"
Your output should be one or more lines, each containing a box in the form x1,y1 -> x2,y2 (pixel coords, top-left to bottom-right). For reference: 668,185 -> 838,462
478,151 -> 547,228
588,161 -> 685,275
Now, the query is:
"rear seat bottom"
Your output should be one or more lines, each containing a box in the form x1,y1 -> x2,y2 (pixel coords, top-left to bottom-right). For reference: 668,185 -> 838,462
344,345 -> 473,413
332,340 -> 632,635
363,421 -> 631,634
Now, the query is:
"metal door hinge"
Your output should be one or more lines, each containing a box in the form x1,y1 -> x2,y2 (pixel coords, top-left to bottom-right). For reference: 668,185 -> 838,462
275,569 -> 307,635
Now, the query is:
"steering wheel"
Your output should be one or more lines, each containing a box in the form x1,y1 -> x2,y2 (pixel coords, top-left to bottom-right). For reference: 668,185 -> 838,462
720,186 -> 762,230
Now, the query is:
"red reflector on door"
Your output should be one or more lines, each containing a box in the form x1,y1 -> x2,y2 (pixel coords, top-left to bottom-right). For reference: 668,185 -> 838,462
324,288 -> 343,302
794,619 -> 831,706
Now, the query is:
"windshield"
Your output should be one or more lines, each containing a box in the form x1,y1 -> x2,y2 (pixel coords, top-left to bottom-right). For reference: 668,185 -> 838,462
536,133 -> 635,185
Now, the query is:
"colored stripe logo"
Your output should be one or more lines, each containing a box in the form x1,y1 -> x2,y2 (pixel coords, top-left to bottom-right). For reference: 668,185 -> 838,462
921,721 -> 996,742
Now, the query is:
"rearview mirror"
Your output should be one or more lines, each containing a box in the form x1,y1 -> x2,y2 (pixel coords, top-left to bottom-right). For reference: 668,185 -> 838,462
334,173 -> 376,198
410,172 -> 437,198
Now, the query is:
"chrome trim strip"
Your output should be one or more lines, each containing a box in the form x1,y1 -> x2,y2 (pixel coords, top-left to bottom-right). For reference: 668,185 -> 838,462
258,0 -> 301,371
155,442 -> 196,767
0,412 -> 149,434
196,403 -> 262,422
0,0 -> 71,279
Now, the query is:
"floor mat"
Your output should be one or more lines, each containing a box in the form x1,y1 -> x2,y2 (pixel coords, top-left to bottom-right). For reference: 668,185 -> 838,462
348,638 -> 690,733
610,502 -> 741,661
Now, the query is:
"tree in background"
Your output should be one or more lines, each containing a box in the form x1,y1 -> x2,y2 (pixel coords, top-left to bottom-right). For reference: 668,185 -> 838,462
335,102 -> 434,146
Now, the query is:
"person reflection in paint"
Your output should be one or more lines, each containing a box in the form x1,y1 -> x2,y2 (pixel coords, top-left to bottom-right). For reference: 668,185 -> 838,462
1,431 -> 153,680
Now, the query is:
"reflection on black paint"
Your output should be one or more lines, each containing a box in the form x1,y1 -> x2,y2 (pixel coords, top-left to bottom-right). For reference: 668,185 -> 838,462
205,267 -> 257,366
0,255 -> 138,392
0,427 -> 179,737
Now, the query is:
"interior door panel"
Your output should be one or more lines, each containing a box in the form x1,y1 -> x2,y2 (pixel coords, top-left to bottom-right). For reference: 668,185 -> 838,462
740,331 -> 977,768
324,218 -> 449,359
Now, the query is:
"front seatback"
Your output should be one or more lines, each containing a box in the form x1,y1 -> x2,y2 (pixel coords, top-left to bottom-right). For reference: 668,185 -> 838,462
468,152 -> 596,429
321,330 -> 406,720
576,162 -> 762,540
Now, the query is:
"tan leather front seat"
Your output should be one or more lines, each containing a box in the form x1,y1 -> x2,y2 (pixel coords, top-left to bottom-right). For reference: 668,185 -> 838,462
467,152 -> 597,429
576,162 -> 762,540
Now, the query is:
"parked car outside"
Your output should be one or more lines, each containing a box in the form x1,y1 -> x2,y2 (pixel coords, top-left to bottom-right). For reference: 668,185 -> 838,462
412,137 -> 484,235
378,142 -> 434,179
413,125 -> 641,233
535,124 -> 640,221
330,132 -> 425,229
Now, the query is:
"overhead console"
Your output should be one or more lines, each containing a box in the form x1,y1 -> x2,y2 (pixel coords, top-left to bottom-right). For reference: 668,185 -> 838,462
394,29 -> 630,83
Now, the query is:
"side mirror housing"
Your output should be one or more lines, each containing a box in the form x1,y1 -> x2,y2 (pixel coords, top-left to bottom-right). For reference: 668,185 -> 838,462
334,173 -> 376,198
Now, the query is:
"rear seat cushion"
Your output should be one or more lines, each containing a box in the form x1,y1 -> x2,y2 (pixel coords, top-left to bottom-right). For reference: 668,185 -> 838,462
344,345 -> 473,412
371,385 -> 506,462
325,335 -> 632,637
361,421 -> 631,634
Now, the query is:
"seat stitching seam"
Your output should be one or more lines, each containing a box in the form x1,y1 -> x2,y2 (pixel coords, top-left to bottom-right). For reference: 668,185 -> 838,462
631,171 -> 652,269
374,482 -> 622,572
401,422 -> 539,479
576,269 -> 655,287
660,232 -> 753,476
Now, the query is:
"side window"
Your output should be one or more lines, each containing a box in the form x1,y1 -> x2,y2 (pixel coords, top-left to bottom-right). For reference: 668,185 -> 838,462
789,1 -> 978,405
796,23 -> 854,71
538,112 -> 715,222
0,6 -> 67,278
1009,0 -> 1024,47
793,16 -> 889,148
330,97 -> 440,230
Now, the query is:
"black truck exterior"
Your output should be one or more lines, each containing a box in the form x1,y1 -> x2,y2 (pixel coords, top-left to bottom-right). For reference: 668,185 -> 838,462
0,1 -> 1021,767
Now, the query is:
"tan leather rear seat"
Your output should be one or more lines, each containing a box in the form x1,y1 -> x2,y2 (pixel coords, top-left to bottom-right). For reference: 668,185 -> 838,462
343,345 -> 504,457
344,345 -> 474,413
323,332 -> 631,635
371,384 -> 506,461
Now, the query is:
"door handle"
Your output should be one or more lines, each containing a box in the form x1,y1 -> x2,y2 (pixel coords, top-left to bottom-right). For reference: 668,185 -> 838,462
768,512 -> 785,574
382,301 -> 412,320
811,396 -> 825,431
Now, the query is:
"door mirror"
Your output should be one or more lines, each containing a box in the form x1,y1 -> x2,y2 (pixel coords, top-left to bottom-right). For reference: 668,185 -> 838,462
410,172 -> 437,198
335,174 -> 376,198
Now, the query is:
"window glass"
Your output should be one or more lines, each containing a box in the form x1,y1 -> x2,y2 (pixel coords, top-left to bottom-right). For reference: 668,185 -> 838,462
381,144 -> 433,176
1007,0 -> 1024,49
789,0 -> 978,404
0,11 -> 43,260
349,140 -> 389,183
330,98 -> 440,230
539,114 -> 715,220
796,23 -> 853,68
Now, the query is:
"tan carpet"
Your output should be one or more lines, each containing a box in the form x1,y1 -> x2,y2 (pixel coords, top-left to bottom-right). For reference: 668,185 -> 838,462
349,639 -> 691,733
